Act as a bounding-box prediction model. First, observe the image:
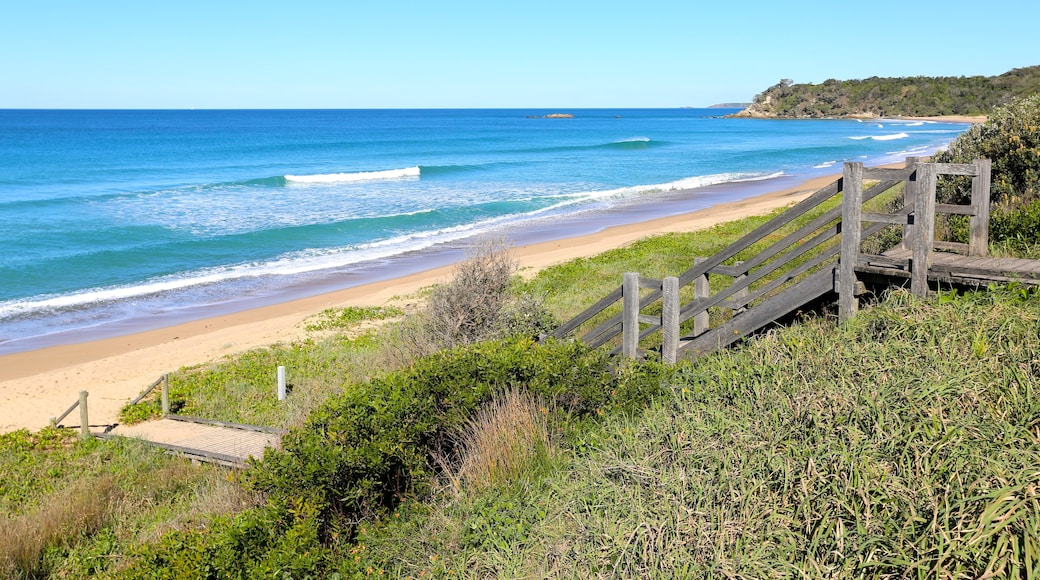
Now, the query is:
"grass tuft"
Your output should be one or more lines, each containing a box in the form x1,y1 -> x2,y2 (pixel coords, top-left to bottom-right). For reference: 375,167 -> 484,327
442,388 -> 556,494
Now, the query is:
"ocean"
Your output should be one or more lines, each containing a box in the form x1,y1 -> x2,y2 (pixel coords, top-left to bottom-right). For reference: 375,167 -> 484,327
0,108 -> 970,354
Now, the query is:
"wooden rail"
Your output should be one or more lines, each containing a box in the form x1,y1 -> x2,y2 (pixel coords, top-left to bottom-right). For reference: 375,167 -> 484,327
548,157 -> 1006,362
52,373 -> 284,468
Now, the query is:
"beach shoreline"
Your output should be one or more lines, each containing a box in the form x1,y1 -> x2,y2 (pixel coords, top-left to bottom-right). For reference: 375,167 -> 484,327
0,170 -> 844,433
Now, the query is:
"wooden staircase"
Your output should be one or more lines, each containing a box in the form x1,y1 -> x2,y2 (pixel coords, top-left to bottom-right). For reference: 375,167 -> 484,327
544,157 -> 1040,362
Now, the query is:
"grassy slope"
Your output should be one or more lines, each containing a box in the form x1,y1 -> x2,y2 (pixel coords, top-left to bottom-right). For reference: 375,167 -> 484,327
5,200 -> 1040,577
350,286 -> 1040,578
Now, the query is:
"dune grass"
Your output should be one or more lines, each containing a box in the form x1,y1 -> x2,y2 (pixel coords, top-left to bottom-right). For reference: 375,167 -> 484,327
0,429 -> 257,579
344,285 -> 1040,578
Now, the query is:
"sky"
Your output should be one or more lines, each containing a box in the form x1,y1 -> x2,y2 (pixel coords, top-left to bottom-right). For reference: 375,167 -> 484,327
2,0 -> 1038,109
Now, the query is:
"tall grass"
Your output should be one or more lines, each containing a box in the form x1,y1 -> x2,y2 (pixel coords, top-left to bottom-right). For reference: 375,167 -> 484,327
0,476 -> 118,578
345,287 -> 1040,577
0,430 -> 257,579
441,387 -> 557,494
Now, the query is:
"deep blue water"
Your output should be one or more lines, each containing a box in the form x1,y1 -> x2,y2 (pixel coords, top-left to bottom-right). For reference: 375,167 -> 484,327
0,108 -> 970,352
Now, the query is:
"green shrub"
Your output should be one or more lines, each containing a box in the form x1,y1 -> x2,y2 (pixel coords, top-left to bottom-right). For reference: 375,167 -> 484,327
934,94 -> 1040,206
244,338 -> 666,546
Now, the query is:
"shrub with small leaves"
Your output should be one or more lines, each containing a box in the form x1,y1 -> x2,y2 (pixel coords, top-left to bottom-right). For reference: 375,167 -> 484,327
934,94 -> 1040,206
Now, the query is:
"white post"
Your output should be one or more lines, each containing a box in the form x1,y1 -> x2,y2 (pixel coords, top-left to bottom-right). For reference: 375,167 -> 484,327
277,366 -> 287,401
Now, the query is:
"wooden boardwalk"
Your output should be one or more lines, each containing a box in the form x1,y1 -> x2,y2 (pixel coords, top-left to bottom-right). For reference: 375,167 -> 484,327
549,158 -> 1040,362
102,416 -> 283,468
859,248 -> 1040,286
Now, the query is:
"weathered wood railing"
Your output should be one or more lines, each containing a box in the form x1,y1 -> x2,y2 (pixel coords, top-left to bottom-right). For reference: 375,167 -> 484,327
840,158 -> 991,316
548,157 -> 993,362
50,390 -> 92,440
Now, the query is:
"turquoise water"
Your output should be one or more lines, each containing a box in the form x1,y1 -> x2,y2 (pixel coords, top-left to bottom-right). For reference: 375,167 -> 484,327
0,109 -> 970,352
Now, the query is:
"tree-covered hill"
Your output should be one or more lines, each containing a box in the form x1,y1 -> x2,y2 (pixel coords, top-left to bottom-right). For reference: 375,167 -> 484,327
734,65 -> 1040,118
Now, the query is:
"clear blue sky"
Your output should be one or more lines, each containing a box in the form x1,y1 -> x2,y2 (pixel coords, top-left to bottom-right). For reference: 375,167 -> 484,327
2,0 -> 1037,109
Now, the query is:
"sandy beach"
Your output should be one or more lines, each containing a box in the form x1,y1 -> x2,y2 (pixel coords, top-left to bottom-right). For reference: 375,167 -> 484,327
0,171 -> 859,432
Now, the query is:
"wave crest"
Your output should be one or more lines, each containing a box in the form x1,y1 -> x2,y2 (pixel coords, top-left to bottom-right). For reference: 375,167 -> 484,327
848,132 -> 910,141
285,167 -> 420,183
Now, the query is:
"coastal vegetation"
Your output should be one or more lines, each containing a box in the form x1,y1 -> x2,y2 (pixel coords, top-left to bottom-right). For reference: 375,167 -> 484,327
3,94 -> 1040,578
734,65 -> 1040,118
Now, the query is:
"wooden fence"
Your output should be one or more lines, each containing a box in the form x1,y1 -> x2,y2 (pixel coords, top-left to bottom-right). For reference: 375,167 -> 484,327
548,157 -> 993,362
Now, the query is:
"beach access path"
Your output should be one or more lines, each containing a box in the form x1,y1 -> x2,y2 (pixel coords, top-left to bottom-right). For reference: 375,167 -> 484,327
0,172 -> 843,433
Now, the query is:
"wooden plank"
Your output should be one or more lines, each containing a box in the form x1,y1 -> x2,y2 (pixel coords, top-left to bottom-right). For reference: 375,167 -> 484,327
638,276 -> 663,289
638,314 -> 660,325
935,204 -> 976,216
935,163 -> 979,176
676,179 -> 842,286
680,267 -> 835,358
863,167 -> 913,180
733,246 -> 841,309
552,286 -> 622,339
857,253 -> 909,269
720,178 -> 898,282
933,241 -> 969,253
584,318 -> 621,348
862,212 -> 910,224
165,414 -> 288,435
709,264 -> 743,277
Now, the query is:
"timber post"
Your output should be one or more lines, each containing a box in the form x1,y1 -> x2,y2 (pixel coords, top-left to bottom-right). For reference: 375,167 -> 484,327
902,156 -> 924,250
911,163 -> 938,296
661,276 -> 680,364
733,261 -> 748,315
969,158 -> 992,257
839,162 -> 864,322
161,373 -> 170,416
78,390 -> 91,440
692,257 -> 709,336
622,272 -> 640,359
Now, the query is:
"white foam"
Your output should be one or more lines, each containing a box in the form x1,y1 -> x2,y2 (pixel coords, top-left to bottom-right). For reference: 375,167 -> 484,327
872,132 -> 909,141
576,171 -> 785,202
813,161 -> 838,169
848,133 -> 909,141
285,166 -> 420,183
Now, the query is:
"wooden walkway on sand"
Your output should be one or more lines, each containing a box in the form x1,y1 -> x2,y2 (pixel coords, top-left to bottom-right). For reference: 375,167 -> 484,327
54,376 -> 285,468
101,416 -> 284,468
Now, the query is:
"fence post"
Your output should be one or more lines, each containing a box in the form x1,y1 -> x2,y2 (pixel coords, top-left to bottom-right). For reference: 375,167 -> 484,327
78,391 -> 91,440
622,272 -> 640,360
277,366 -> 287,401
969,158 -> 992,257
693,257 -> 709,336
662,277 -> 679,364
733,260 -> 748,315
839,162 -> 864,322
911,163 -> 938,297
161,373 -> 170,416
902,156 -> 923,250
